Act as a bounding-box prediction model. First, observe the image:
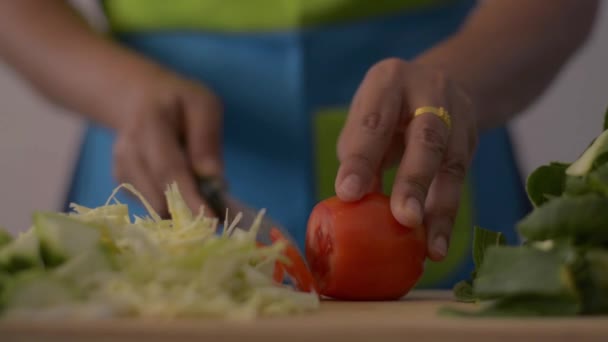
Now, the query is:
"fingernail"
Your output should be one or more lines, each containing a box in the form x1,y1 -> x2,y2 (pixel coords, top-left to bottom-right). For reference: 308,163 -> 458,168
432,234 -> 448,258
403,197 -> 422,227
195,159 -> 221,176
339,174 -> 362,199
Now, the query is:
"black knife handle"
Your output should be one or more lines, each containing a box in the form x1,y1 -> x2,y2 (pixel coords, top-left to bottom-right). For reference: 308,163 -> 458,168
197,176 -> 227,218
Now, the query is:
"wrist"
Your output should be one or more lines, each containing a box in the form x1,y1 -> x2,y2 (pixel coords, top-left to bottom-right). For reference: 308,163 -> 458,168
89,52 -> 173,131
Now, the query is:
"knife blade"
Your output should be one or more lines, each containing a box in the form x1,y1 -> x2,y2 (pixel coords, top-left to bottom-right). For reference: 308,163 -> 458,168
197,176 -> 302,252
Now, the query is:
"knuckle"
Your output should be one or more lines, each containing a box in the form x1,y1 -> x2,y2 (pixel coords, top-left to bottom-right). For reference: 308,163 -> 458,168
157,88 -> 182,110
132,90 -> 179,120
411,63 -> 451,94
153,162 -> 175,184
342,153 -> 376,175
427,69 -> 450,93
441,154 -> 468,181
112,138 -> 131,163
152,155 -> 188,185
142,94 -> 182,127
368,57 -> 404,80
395,174 -> 429,199
431,213 -> 456,231
186,83 -> 224,115
414,125 -> 447,156
147,155 -> 173,182
431,198 -> 460,225
360,111 -> 395,137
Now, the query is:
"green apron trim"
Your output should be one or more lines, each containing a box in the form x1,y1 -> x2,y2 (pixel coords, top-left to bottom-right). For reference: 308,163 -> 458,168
103,0 -> 454,32
313,108 -> 473,287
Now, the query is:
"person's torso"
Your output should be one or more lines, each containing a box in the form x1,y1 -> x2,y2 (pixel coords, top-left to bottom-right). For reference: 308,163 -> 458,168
68,0 -> 530,289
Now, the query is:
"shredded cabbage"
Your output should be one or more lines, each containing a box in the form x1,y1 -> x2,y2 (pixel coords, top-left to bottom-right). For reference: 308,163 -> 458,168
0,183 -> 319,320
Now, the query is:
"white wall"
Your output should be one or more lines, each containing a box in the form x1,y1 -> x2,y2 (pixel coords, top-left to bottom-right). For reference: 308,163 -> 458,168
1,2 -> 607,235
511,3 -> 608,175
0,65 -> 83,235
0,0 -> 103,235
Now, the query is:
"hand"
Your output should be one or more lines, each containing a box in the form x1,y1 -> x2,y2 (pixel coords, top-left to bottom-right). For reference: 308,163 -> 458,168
335,58 -> 478,261
112,67 -> 223,217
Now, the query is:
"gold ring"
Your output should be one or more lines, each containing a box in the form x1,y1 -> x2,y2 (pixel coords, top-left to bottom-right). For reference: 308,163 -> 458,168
413,106 -> 452,131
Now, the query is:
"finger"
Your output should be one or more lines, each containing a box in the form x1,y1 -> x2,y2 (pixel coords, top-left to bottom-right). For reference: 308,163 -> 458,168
126,155 -> 169,217
144,121 -> 209,217
390,105 -> 450,230
336,60 -> 404,201
370,173 -> 384,193
423,122 -> 470,261
183,84 -> 223,177
113,140 -> 168,216
382,134 -> 405,168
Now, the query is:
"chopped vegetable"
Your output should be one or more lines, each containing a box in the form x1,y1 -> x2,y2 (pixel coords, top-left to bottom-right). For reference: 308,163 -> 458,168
0,183 -> 319,320
270,228 -> 317,293
305,193 -> 426,300
0,229 -> 43,274
0,228 -> 12,248
446,107 -> 608,317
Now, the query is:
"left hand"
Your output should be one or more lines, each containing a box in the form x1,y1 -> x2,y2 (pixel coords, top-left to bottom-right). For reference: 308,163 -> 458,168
334,58 -> 478,261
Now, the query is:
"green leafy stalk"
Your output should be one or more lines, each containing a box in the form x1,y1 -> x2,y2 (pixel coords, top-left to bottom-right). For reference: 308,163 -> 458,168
473,246 -> 577,300
452,226 -> 506,303
0,229 -> 12,249
445,105 -> 608,318
517,195 -> 608,243
472,226 -> 507,269
603,105 -> 608,131
526,162 -> 569,207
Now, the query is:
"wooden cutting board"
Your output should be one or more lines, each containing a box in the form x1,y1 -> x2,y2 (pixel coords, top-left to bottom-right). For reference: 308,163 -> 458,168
1,290 -> 607,342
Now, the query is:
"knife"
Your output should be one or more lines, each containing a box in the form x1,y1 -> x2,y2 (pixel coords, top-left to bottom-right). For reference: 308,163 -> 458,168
198,176 -> 317,293
197,176 -> 301,249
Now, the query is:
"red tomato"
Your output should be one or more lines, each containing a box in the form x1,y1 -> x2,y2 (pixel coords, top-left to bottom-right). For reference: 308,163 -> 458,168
305,193 -> 427,300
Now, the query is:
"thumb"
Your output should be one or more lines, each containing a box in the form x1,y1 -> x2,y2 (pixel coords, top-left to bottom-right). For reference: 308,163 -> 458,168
184,86 -> 223,176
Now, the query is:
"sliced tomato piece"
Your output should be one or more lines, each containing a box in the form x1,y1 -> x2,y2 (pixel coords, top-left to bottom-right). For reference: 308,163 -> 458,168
270,227 -> 317,293
256,241 -> 286,284
273,261 -> 285,283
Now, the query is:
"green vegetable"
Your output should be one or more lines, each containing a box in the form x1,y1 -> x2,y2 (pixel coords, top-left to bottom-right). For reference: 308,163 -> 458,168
0,230 -> 43,274
452,226 -> 505,303
473,246 -> 577,299
517,195 -> 608,243
456,295 -> 580,318
452,280 -> 475,303
0,182 -> 319,320
34,213 -> 106,268
472,227 -> 506,269
603,105 -> 608,131
525,162 -> 569,207
566,130 -> 608,176
0,228 -> 12,248
575,249 -> 608,314
447,108 -> 608,317
0,270 -> 79,318
565,163 -> 608,196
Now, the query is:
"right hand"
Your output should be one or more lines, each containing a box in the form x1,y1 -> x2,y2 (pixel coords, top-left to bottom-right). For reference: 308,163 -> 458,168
112,68 -> 223,217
